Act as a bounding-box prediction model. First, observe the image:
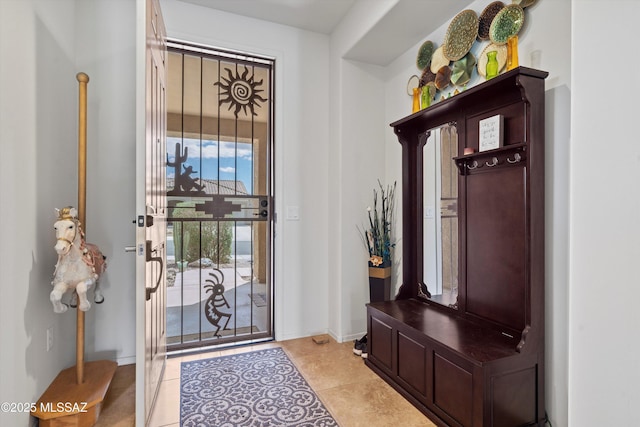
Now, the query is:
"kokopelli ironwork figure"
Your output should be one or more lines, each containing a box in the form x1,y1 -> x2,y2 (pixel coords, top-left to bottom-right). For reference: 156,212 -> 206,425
203,269 -> 231,337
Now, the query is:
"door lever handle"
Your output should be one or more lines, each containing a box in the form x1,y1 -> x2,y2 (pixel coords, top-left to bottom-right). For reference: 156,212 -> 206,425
124,246 -> 136,253
145,240 -> 164,300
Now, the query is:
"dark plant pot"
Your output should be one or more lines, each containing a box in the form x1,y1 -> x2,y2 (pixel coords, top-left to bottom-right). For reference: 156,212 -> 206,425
368,265 -> 392,303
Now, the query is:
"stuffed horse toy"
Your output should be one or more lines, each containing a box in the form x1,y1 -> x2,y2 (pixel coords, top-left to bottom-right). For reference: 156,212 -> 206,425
50,206 -> 106,313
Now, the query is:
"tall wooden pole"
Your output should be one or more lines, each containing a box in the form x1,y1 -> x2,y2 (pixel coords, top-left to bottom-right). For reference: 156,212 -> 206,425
32,71 -> 116,426
76,72 -> 89,385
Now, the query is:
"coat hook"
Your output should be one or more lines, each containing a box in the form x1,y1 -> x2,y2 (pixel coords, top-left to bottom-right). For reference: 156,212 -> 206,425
507,153 -> 522,164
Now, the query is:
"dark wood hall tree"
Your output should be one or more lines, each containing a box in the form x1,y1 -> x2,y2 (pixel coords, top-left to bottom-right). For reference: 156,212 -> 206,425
366,67 -> 548,427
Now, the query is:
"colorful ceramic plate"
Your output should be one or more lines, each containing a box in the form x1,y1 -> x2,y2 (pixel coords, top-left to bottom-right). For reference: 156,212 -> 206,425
407,75 -> 419,96
443,10 -> 479,61
478,1 -> 505,40
416,40 -> 435,70
430,46 -> 450,74
435,65 -> 452,91
451,52 -> 476,86
489,4 -> 524,45
477,43 -> 507,77
419,66 -> 436,86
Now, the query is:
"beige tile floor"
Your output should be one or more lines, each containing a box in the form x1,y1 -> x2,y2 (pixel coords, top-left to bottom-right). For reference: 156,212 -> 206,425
98,337 -> 437,427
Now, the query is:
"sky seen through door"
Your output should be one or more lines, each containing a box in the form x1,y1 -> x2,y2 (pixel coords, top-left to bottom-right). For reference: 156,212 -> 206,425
167,136 -> 254,194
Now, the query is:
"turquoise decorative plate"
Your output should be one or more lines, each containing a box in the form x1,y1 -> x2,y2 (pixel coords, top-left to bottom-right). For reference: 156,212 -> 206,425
416,40 -> 435,71
478,1 -> 505,40
489,4 -> 524,45
451,52 -> 476,86
443,10 -> 479,61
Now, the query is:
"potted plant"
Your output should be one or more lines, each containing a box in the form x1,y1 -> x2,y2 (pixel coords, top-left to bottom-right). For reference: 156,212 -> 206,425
359,180 -> 397,303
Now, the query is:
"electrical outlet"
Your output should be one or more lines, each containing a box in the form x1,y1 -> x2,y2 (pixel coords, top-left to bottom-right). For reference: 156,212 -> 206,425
46,327 -> 53,352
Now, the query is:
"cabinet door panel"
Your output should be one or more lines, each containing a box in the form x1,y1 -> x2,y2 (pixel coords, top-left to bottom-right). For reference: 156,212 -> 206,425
434,353 -> 473,427
397,332 -> 427,399
491,366 -> 537,427
370,316 -> 393,371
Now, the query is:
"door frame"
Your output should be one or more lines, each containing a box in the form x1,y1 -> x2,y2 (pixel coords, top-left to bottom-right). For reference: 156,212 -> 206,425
135,0 -> 167,424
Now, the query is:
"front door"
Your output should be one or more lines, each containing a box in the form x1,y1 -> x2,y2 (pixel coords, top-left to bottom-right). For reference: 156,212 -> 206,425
164,41 -> 275,351
136,0 -> 167,424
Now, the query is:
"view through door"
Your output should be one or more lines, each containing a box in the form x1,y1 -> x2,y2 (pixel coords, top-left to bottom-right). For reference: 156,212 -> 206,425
165,41 -> 275,351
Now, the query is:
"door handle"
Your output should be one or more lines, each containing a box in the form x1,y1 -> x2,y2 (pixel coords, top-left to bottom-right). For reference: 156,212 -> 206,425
124,246 -> 136,253
145,240 -> 164,300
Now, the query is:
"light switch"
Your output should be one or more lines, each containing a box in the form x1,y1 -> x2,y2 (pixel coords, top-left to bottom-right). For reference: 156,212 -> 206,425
286,206 -> 300,220
425,206 -> 435,219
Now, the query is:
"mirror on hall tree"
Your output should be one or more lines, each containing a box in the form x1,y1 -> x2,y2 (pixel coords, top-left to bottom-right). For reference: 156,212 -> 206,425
421,125 -> 459,308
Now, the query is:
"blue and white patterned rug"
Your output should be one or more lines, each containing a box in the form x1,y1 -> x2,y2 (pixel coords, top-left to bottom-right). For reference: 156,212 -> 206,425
180,347 -> 338,426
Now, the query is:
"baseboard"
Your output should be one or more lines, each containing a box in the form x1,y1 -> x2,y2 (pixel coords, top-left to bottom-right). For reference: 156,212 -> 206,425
116,355 -> 136,366
325,330 -> 366,344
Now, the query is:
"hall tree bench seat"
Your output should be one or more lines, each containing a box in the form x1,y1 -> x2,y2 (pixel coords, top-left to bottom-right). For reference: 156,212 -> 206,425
367,299 -> 538,427
365,68 -> 548,427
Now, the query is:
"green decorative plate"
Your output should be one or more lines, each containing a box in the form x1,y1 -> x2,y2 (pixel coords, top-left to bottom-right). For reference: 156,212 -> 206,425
416,40 -> 435,70
451,52 -> 476,86
478,1 -> 505,40
443,10 -> 479,61
489,4 -> 524,45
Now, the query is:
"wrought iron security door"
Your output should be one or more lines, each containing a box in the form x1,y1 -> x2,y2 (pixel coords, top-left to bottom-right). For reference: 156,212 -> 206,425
165,41 -> 274,351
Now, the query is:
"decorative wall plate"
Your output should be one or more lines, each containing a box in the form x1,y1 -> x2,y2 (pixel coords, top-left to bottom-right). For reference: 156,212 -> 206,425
478,1 -> 505,40
407,75 -> 420,96
420,66 -> 436,87
489,4 -> 525,45
416,40 -> 435,70
443,10 -> 479,61
451,52 -> 476,86
435,65 -> 452,91
477,43 -> 507,77
430,46 -> 450,74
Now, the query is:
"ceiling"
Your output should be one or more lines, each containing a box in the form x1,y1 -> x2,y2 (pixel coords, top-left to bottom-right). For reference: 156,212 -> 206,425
177,0 -> 358,35
177,0 -> 474,66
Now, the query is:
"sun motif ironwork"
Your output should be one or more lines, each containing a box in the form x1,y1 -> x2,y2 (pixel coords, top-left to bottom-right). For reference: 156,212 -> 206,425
214,66 -> 266,118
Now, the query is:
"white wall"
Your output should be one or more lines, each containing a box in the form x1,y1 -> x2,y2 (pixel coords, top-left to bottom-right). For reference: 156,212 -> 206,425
569,1 -> 640,425
160,0 -> 331,341
0,1 -> 137,425
327,0 -> 400,342
0,1 -> 78,425
74,0 -> 138,366
381,1 -> 571,425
